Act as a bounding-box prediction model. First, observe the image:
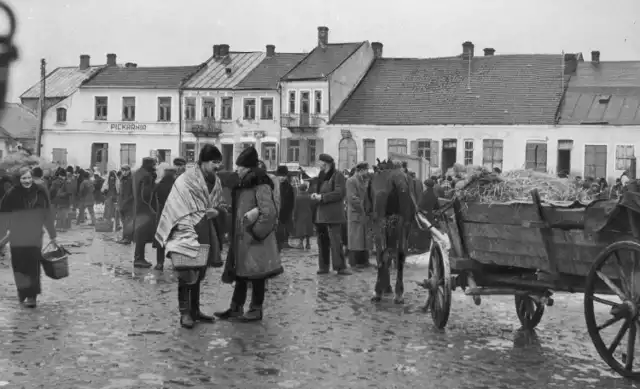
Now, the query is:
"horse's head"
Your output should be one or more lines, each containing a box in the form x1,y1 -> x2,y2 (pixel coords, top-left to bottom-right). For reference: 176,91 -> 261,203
369,160 -> 415,220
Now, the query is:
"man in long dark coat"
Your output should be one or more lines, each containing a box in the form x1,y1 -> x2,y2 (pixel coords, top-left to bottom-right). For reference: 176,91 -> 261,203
151,165 -> 177,270
117,165 -> 134,245
132,157 -> 157,268
275,165 -> 295,251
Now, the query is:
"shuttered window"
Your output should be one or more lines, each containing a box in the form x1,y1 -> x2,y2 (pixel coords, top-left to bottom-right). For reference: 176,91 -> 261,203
525,141 -> 548,172
387,138 -> 407,155
120,143 -> 136,167
584,145 -> 607,178
52,148 -> 67,165
482,139 -> 503,170
615,145 -> 634,170
363,139 -> 376,166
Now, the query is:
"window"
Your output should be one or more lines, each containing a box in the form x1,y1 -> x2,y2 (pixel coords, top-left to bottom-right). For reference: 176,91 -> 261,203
242,142 -> 255,150
387,138 -> 407,155
585,145 -> 607,178
221,97 -> 233,120
95,97 -> 108,120
288,91 -> 296,114
157,149 -> 171,163
202,98 -> 215,119
314,91 -> 322,114
183,142 -> 196,163
184,98 -> 196,120
464,140 -> 474,165
287,139 -> 300,162
243,98 -> 256,120
300,91 -> 310,115
616,145 -> 634,170
308,139 -> 317,164
482,139 -> 503,170
363,139 -> 376,165
120,143 -> 136,167
417,139 -> 431,160
260,98 -> 273,120
122,97 -> 136,121
56,108 -> 67,123
52,148 -> 67,165
158,97 -> 172,122
525,141 -> 548,172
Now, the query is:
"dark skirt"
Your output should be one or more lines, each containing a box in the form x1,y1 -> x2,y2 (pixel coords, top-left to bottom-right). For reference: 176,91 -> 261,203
10,246 -> 42,299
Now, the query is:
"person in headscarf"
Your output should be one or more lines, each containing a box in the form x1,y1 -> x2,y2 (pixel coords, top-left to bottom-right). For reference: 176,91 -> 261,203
275,165 -> 295,251
311,153 -> 350,275
118,165 -> 134,244
156,144 -> 225,329
132,157 -> 157,268
0,166 -> 57,308
215,146 -> 282,322
346,162 -> 373,269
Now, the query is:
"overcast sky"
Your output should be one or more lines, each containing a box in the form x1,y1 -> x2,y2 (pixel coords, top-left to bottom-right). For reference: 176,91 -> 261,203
3,0 -> 639,102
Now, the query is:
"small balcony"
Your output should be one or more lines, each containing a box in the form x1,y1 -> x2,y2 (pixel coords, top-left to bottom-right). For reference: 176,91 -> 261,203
280,113 -> 323,130
185,118 -> 223,136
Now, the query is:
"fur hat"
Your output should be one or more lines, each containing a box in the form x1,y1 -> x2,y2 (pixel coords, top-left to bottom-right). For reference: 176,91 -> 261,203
235,146 -> 259,168
318,153 -> 334,164
199,144 -> 223,163
173,157 -> 187,166
276,165 -> 289,176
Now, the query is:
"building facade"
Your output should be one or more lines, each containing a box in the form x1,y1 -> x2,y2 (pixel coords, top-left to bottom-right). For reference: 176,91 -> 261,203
279,26 -> 377,169
181,45 -> 265,170
41,63 -> 200,170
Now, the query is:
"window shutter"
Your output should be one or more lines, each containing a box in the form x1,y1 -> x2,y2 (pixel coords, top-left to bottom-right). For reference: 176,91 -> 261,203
410,140 -> 418,156
536,143 -> 547,172
315,138 -> 324,156
525,143 -> 536,169
430,140 -> 439,167
299,139 -> 309,166
281,138 -> 289,162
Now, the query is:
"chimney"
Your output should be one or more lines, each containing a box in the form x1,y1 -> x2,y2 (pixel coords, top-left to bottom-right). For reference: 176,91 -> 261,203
318,26 -> 329,48
106,53 -> 117,67
462,41 -> 474,60
125,62 -> 137,68
483,48 -> 495,56
591,50 -> 600,63
79,54 -> 90,70
213,45 -> 220,58
219,44 -> 230,57
266,44 -> 276,57
372,42 -> 383,58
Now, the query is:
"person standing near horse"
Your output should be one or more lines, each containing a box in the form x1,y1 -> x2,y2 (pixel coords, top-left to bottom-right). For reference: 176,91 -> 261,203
312,153 -> 350,275
118,165 -> 134,245
275,165 -> 295,251
346,162 -> 373,269
132,157 -> 157,268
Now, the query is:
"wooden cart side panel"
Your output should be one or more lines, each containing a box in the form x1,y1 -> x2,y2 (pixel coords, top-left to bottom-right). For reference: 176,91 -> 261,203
441,207 -> 465,258
459,202 -> 587,227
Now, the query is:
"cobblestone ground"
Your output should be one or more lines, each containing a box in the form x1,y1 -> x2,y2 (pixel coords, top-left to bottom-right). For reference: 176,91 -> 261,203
0,227 -> 639,388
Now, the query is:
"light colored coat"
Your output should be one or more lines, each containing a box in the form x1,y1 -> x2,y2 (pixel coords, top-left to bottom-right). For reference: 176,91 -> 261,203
346,175 -> 372,251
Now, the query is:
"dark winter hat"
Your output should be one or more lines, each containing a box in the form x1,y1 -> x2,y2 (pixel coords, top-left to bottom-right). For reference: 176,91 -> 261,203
276,165 -> 289,176
235,146 -> 259,168
66,166 -> 74,174
425,179 -> 435,187
173,157 -> 187,166
318,153 -> 334,164
199,144 -> 222,163
355,162 -> 369,171
142,157 -> 156,170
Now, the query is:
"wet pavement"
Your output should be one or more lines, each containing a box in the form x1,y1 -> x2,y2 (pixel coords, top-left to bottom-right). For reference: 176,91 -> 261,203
0,227 -> 639,388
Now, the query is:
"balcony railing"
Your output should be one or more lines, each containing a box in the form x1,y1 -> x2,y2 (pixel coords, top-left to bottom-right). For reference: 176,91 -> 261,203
185,118 -> 223,136
280,114 -> 323,129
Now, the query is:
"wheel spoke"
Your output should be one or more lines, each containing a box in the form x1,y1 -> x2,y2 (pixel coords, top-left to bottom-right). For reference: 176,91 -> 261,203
608,319 -> 631,354
597,315 -> 624,331
626,320 -> 637,371
613,251 -> 633,299
592,295 -> 618,307
597,271 -> 627,300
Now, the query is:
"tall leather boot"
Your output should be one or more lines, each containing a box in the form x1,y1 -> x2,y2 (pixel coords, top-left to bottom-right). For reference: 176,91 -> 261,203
178,285 -> 194,329
191,283 -> 215,323
213,302 -> 244,320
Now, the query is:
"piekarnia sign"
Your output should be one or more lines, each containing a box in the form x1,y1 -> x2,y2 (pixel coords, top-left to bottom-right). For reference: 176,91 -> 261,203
108,123 -> 147,131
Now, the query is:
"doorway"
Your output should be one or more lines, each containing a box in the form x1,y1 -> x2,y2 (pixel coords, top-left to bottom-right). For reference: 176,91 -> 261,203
557,140 -> 572,177
262,142 -> 277,171
91,143 -> 108,173
441,139 -> 457,172
222,144 -> 234,171
338,137 -> 357,172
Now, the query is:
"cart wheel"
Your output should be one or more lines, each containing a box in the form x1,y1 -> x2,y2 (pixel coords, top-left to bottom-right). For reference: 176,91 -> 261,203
585,240 -> 640,379
424,244 -> 452,329
515,295 -> 544,330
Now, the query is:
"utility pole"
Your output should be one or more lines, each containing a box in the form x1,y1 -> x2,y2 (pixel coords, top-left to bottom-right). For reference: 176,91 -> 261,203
35,58 -> 46,157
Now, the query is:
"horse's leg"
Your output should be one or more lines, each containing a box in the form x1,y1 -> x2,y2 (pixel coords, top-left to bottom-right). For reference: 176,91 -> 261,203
372,249 -> 391,302
394,248 -> 406,304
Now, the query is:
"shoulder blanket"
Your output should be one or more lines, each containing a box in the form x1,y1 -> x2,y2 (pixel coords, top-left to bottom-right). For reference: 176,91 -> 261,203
155,167 -> 222,258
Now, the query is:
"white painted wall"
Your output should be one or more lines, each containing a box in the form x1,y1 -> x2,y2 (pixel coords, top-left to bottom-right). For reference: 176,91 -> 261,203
328,42 -> 375,118
321,124 -> 640,181
42,87 -> 182,169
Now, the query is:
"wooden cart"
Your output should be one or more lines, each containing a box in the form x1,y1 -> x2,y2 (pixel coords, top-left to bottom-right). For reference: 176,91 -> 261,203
417,189 -> 640,379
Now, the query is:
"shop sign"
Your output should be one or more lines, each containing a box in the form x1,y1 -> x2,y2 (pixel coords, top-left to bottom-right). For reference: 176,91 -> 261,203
108,123 -> 147,131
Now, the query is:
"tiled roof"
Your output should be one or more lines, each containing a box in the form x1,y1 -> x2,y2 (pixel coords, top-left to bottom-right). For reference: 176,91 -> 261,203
235,53 -> 306,90
282,43 -> 364,81
183,52 -> 265,89
331,54 -> 566,126
82,66 -> 201,89
20,66 -> 103,99
0,103 -> 37,139
558,61 -> 640,125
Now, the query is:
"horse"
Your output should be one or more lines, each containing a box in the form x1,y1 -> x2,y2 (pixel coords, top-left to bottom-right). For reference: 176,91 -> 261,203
367,159 -> 417,304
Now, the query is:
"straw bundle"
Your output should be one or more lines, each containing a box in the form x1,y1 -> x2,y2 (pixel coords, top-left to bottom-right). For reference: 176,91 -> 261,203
0,151 -> 57,176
